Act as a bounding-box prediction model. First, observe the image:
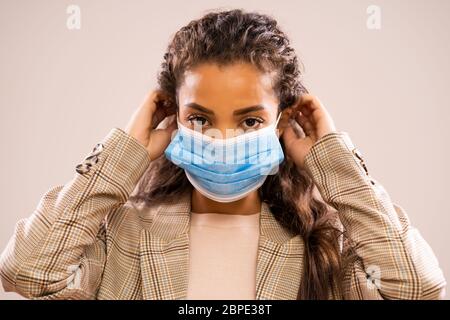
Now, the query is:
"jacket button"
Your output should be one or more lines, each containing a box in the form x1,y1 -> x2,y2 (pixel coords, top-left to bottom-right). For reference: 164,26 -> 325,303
76,163 -> 91,174
91,143 -> 104,156
352,148 -> 364,161
352,148 -> 370,176
84,154 -> 99,166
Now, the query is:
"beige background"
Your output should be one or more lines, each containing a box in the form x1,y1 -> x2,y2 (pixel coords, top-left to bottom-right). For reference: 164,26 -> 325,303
1,0 -> 449,300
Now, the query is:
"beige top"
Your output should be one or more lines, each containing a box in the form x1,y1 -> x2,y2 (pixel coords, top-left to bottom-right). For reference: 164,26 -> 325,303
186,211 -> 260,300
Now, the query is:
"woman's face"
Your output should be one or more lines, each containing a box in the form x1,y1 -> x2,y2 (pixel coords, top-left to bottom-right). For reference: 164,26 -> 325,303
177,62 -> 281,138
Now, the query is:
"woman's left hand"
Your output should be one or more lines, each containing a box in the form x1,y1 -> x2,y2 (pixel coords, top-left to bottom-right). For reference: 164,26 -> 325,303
281,94 -> 337,169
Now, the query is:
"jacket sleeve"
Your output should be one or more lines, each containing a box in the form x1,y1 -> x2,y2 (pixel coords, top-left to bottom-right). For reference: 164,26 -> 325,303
0,127 -> 151,299
303,131 -> 446,300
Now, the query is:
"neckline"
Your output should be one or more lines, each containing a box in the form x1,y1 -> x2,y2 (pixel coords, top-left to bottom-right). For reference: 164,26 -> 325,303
190,211 -> 260,228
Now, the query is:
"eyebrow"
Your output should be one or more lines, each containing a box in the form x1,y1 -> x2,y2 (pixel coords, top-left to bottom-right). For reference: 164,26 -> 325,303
233,105 -> 265,116
185,102 -> 214,115
185,102 -> 265,116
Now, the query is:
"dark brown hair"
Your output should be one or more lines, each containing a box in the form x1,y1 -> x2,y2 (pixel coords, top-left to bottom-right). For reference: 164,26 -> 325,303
130,8 -> 352,299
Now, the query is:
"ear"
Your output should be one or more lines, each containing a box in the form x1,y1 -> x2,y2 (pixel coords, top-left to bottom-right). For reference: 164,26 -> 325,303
276,107 -> 295,137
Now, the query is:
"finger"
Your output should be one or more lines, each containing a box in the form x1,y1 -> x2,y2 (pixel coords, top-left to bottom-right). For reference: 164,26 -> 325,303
162,115 -> 178,135
151,92 -> 176,129
160,114 -> 176,128
298,94 -> 321,111
148,119 -> 177,160
295,94 -> 324,121
299,102 -> 327,129
137,90 -> 160,131
285,117 -> 305,139
294,94 -> 314,111
281,126 -> 298,149
296,112 -> 316,140
125,101 -> 153,134
148,129 -> 168,161
151,108 -> 165,129
298,102 -> 312,117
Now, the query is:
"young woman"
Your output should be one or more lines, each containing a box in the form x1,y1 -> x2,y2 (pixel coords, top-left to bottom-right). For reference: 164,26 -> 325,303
0,9 -> 445,300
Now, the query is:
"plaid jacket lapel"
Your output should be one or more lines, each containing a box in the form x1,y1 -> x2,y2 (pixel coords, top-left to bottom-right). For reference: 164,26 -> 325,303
139,191 -> 304,300
256,202 -> 304,299
139,192 -> 191,300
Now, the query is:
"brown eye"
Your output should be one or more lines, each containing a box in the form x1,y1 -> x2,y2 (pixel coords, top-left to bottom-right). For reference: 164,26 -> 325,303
188,115 -> 210,127
245,118 -> 256,127
242,117 -> 263,130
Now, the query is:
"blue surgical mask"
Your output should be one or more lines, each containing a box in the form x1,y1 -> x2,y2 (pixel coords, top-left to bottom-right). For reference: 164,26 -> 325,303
164,112 -> 284,203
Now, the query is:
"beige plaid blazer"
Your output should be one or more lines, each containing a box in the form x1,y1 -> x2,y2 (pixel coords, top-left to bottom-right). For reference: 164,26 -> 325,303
0,127 -> 446,300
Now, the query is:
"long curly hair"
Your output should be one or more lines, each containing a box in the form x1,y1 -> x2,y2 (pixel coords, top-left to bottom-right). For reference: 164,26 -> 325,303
129,8 -> 352,299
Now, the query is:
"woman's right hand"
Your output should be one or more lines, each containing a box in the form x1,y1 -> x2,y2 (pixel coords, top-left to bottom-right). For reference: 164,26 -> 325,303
125,89 -> 177,160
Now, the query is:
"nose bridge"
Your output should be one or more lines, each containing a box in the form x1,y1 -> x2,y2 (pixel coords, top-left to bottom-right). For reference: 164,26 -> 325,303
207,115 -> 242,139
220,123 -> 244,139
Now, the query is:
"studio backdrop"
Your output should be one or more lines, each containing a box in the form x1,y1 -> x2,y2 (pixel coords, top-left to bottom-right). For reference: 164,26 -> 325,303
0,0 -> 449,299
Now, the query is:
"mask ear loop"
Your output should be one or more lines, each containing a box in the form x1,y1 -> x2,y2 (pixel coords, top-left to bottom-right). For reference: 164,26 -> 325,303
273,111 -> 283,139
175,110 -> 185,129
275,112 -> 282,127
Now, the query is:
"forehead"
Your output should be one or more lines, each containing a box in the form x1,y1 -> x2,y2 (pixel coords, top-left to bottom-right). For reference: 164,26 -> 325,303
178,62 -> 277,108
